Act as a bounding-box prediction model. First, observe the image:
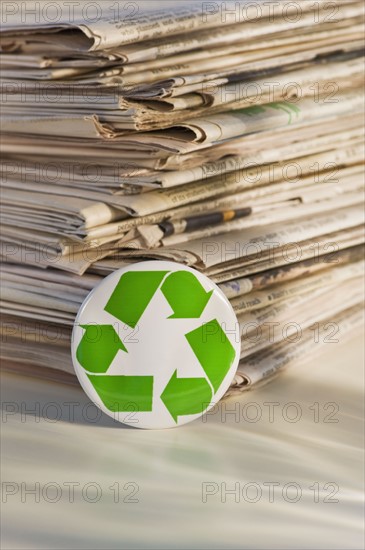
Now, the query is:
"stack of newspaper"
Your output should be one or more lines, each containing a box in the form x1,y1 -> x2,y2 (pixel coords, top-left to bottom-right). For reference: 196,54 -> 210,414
1,0 -> 364,393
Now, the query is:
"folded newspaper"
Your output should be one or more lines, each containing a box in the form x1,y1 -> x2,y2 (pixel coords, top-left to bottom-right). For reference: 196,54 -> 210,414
1,0 -> 364,396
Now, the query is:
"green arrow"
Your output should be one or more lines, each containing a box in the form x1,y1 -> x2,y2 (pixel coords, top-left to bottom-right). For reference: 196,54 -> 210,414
185,319 -> 236,392
160,369 -> 212,423
87,374 -> 154,412
76,325 -> 127,374
161,271 -> 213,318
104,271 -> 168,328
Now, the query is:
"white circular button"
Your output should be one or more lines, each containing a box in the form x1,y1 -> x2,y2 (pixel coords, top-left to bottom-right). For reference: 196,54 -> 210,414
72,261 -> 240,429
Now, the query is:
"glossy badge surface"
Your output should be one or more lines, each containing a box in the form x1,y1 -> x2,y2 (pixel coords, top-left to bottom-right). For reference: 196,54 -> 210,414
71,261 -> 240,429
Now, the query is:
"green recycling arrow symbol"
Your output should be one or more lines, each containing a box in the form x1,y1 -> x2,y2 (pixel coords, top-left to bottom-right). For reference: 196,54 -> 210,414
87,374 -> 153,412
76,325 -> 126,374
185,319 -> 235,393
161,271 -> 213,318
76,323 -> 153,411
76,270 -> 236,421
104,270 -> 168,328
160,370 -> 212,423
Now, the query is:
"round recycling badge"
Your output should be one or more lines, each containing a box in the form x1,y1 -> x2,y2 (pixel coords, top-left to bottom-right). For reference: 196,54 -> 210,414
72,261 -> 240,429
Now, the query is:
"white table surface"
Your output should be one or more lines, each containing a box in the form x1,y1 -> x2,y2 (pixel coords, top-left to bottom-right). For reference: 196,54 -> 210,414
1,332 -> 364,550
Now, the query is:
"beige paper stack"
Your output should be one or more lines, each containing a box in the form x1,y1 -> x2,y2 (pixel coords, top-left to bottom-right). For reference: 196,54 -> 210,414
1,0 -> 364,391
